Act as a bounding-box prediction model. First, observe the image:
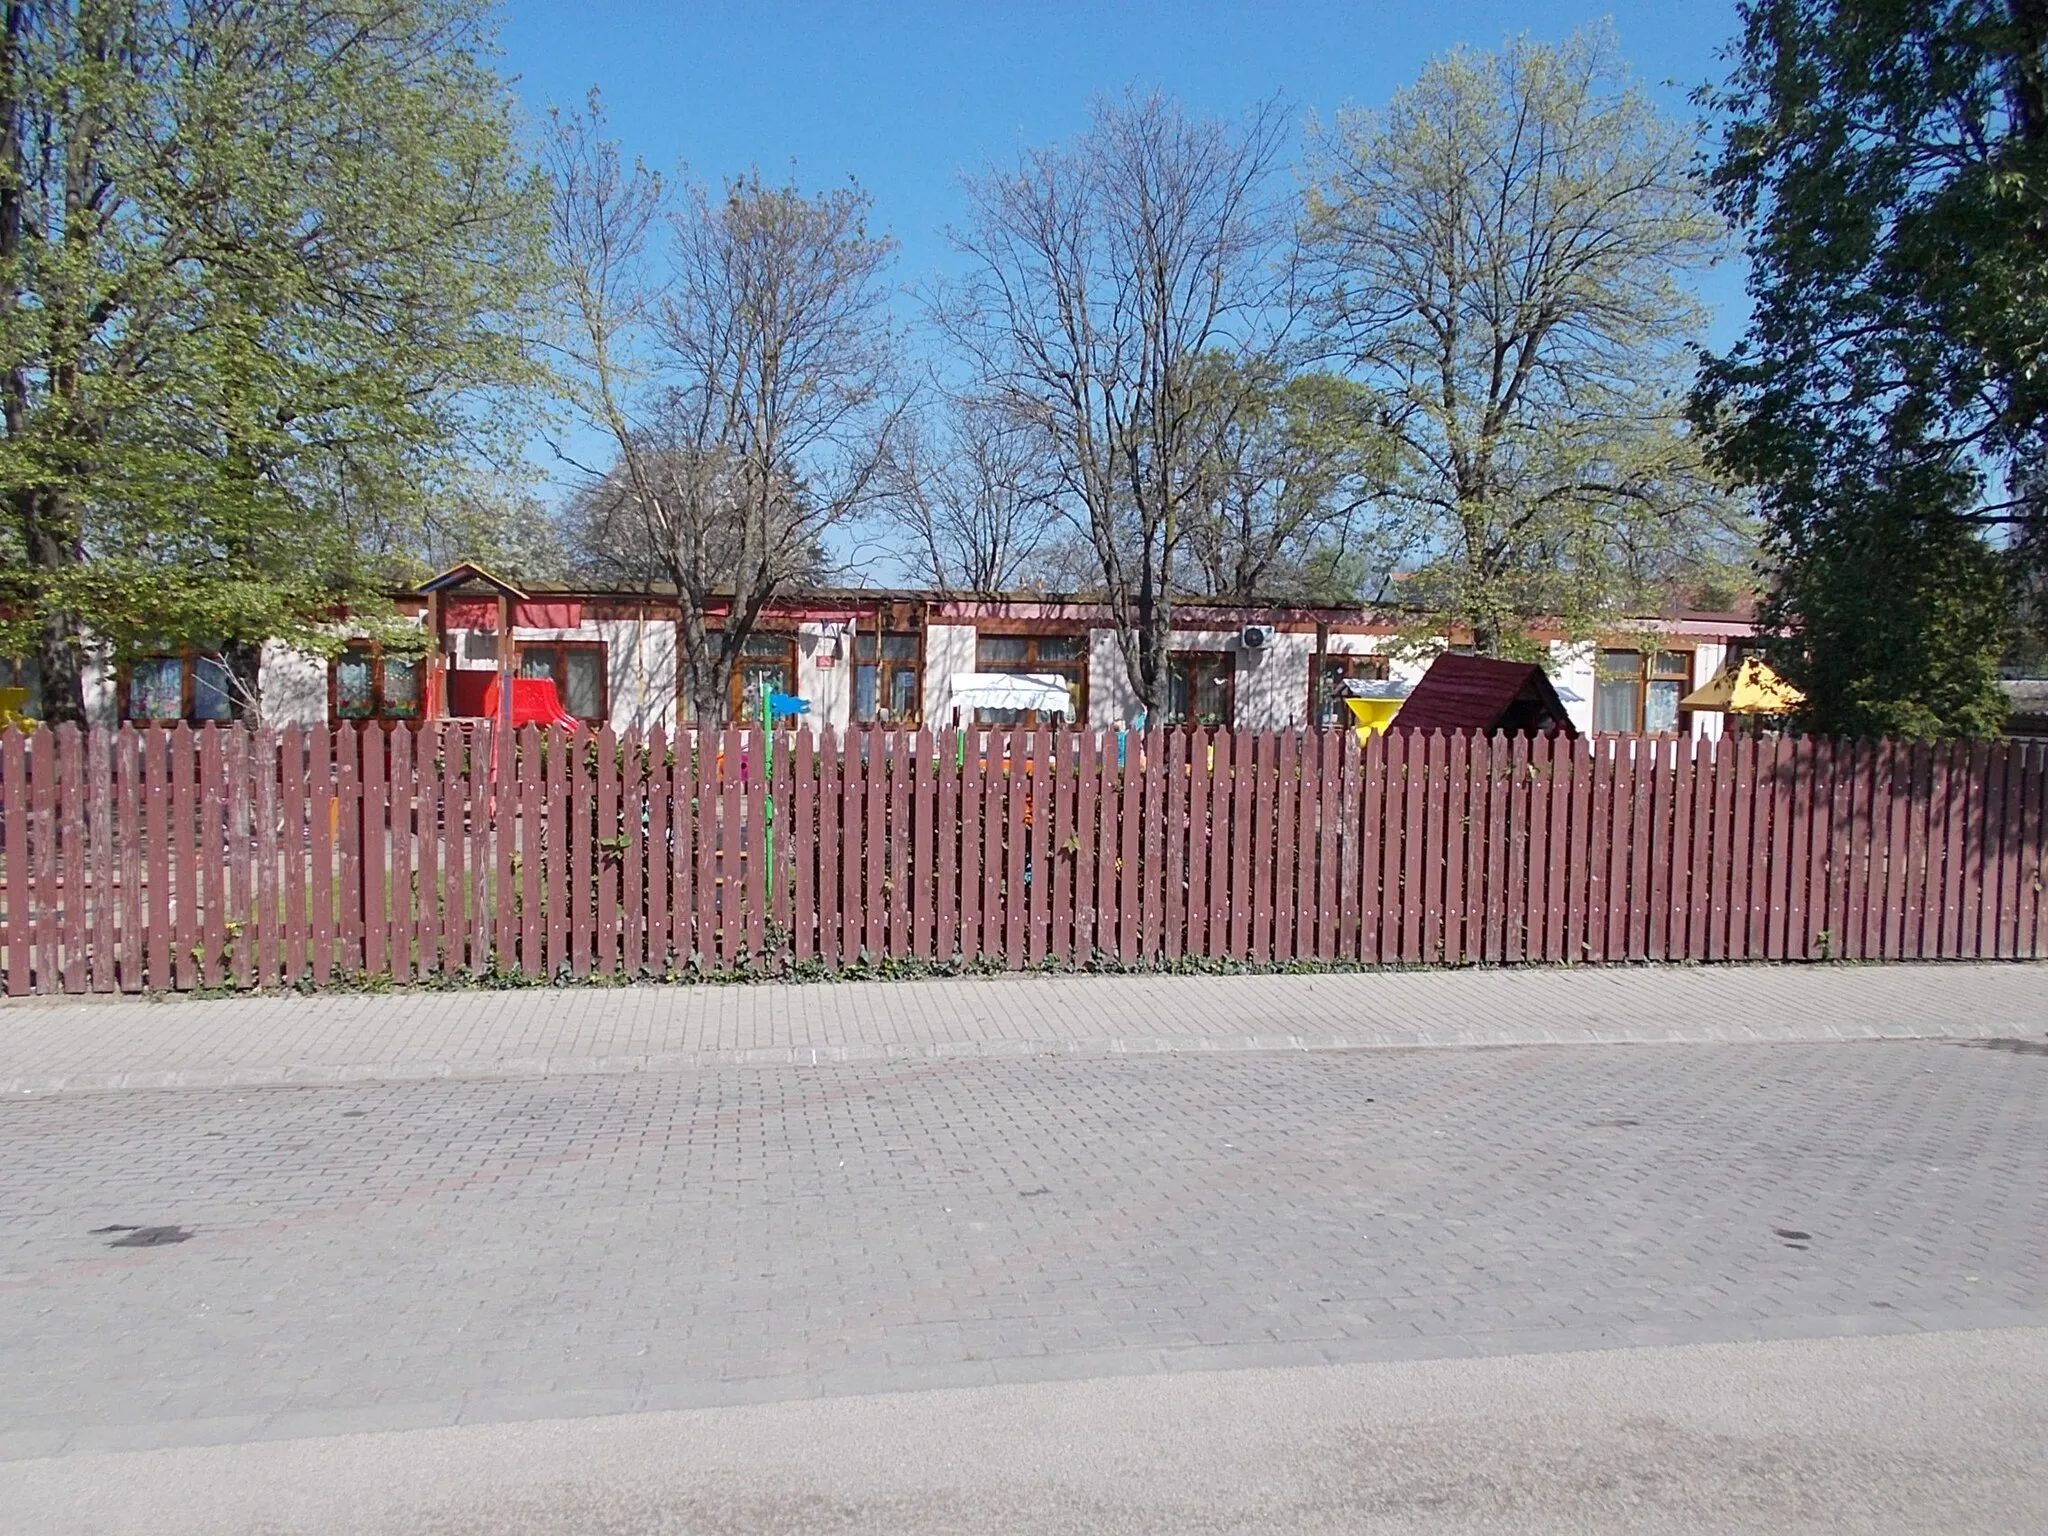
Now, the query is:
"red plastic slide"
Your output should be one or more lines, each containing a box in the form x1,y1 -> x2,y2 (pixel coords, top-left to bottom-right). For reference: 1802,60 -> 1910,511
457,673 -> 578,729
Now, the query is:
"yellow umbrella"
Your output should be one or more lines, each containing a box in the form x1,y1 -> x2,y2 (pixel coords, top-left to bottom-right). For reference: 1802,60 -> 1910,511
1679,656 -> 1803,716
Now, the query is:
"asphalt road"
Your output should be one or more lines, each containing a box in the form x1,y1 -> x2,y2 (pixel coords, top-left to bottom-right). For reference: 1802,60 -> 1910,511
4,1033 -> 2046,1531
6,1329 -> 2045,1534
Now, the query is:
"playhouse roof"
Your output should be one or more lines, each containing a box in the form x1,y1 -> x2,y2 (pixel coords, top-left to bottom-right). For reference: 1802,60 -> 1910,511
1391,654 -> 1577,737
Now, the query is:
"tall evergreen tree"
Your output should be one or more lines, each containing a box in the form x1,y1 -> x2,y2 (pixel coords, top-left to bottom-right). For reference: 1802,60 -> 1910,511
1695,0 -> 2048,737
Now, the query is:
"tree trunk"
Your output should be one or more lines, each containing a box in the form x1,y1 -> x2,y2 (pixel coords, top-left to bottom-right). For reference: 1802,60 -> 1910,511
21,490 -> 87,723
674,616 -> 734,728
689,668 -> 727,728
33,607 -> 87,725
223,640 -> 264,724
1460,497 -> 1504,657
1124,515 -> 1174,718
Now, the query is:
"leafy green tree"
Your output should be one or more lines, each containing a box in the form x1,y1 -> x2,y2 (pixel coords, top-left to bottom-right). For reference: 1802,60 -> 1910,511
1182,360 -> 1392,604
0,0 -> 547,720
1304,27 -> 1737,657
1693,0 -> 2048,737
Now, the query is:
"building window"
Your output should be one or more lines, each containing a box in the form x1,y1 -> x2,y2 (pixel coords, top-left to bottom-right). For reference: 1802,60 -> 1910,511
975,633 -> 1086,724
1594,647 -> 1692,735
1311,652 -> 1392,728
1167,652 -> 1234,727
517,641 -> 607,724
726,629 -> 795,724
854,632 -> 921,725
332,644 -> 423,723
121,652 -> 236,723
0,655 -> 41,720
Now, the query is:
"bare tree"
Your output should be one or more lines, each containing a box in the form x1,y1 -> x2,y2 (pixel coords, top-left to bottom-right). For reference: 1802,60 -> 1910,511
940,91 -> 1295,715
544,99 -> 899,723
561,448 -> 827,590
883,401 -> 1061,594
1302,28 -> 1734,655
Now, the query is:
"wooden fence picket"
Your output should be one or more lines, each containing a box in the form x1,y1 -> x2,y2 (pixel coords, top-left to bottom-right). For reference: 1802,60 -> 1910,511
3,724 -> 2044,992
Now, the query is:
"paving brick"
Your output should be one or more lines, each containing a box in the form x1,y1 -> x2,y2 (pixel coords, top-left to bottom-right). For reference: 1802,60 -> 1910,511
2,963 -> 2045,1095
3,1037 -> 2046,1455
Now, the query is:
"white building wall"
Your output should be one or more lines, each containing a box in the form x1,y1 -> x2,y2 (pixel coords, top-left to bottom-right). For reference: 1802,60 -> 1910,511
1548,637 -> 1732,741
1234,631 -> 1314,730
259,642 -> 329,729
1549,641 -> 1597,737
1084,626 -> 1444,730
445,628 -> 494,676
597,617 -> 675,734
81,648 -> 119,728
175,609 -> 1750,737
441,615 -> 673,732
923,623 -> 979,725
1087,628 -> 1141,728
1320,632 -> 1431,693
796,624 -> 853,731
1157,628 -> 1311,730
1689,641 -> 1728,741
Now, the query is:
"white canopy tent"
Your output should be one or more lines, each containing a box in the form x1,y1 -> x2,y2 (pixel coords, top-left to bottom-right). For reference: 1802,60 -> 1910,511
944,672 -> 1075,720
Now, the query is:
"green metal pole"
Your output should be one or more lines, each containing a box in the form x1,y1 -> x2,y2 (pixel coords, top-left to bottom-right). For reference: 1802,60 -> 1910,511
760,679 -> 774,881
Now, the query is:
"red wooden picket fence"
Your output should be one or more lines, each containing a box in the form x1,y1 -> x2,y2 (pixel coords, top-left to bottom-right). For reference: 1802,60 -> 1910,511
1,723 -> 2044,994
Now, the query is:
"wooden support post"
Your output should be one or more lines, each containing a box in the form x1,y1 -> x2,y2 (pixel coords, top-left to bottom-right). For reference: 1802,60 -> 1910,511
495,592 -> 514,738
423,589 -> 443,721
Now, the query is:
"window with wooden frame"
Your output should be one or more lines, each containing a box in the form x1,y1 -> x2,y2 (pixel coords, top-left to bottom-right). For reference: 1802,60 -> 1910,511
516,641 -> 608,724
1310,652 -> 1392,728
854,632 -> 921,725
725,630 -> 795,724
1593,646 -> 1692,735
331,643 -> 423,723
975,632 -> 1086,724
1166,651 -> 1234,727
120,652 -> 237,724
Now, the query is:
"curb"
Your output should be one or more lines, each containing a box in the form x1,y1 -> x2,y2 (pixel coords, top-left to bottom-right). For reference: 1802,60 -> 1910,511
0,1020 -> 2017,1096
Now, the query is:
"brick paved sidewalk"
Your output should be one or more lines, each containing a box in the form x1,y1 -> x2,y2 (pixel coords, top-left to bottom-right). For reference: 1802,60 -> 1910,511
2,962 -> 2043,1094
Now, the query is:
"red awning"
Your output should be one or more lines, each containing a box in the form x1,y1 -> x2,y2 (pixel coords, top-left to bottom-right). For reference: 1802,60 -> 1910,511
437,598 -> 584,632
441,597 -> 498,631
513,600 -> 583,629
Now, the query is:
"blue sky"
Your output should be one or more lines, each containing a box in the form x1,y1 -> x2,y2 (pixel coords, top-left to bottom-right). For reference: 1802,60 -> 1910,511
498,1 -> 1744,302
495,2 -> 1751,541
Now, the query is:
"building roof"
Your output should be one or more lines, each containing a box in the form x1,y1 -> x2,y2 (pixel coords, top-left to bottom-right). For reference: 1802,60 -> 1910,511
414,562 -> 531,599
397,564 -> 1758,638
1392,654 -> 1578,737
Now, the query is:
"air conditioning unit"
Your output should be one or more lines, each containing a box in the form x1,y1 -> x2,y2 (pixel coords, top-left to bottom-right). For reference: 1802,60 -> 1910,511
1239,624 -> 1275,651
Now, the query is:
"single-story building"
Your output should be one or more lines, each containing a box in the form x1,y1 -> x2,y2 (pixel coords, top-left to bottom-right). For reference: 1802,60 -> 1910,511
2001,678 -> 2048,740
39,564 -> 1762,740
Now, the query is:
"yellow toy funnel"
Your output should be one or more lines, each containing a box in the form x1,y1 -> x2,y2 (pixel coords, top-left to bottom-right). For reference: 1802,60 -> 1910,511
0,685 -> 35,732
1344,694 -> 1404,740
